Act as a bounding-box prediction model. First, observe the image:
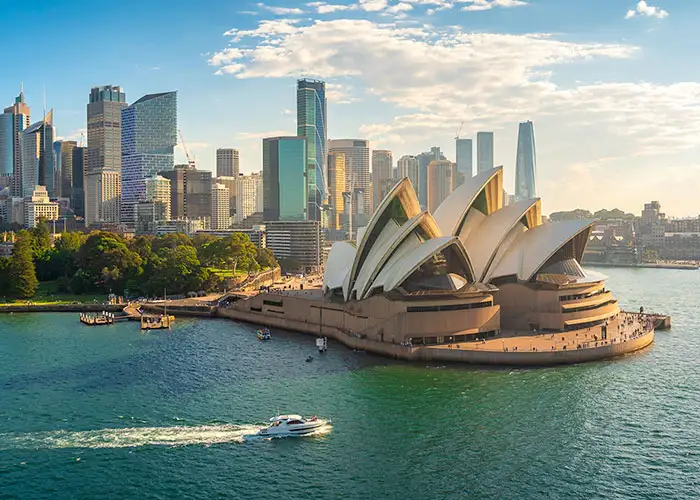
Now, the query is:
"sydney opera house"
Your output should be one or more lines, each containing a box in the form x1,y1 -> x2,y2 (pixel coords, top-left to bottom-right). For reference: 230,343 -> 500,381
225,167 -> 654,365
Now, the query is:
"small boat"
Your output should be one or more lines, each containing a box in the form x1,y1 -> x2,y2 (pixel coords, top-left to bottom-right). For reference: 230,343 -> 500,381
258,414 -> 328,437
316,337 -> 328,353
257,328 -> 271,341
305,355 -> 314,363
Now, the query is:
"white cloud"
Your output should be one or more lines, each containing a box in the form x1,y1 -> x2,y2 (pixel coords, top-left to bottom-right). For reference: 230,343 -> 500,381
307,1 -> 359,13
210,16 -> 700,213
625,1 -> 668,19
235,130 -> 293,140
359,0 -> 389,11
385,2 -> 413,15
461,0 -> 527,11
256,2 -> 305,15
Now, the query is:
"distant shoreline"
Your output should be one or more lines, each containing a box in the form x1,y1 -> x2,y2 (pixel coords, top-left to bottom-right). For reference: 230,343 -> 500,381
586,262 -> 698,270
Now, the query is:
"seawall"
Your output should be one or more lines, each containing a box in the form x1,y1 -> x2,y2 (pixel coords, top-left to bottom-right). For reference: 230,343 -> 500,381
216,307 -> 655,366
0,304 -> 125,314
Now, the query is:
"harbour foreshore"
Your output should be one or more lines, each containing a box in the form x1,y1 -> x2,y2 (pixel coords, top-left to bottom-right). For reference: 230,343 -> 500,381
0,303 -> 125,313
217,304 -> 656,366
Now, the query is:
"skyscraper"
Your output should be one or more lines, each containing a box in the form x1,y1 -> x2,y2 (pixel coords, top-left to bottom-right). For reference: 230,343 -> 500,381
86,85 -> 127,227
121,91 -> 177,228
371,150 -> 393,213
214,176 -> 238,220
328,139 -> 370,224
426,160 -> 454,213
262,136 -> 307,222
327,151 -> 346,231
144,175 -> 171,221
235,172 -> 263,224
397,155 -> 420,192
416,147 -> 444,208
56,140 -> 77,199
476,132 -> 494,174
216,148 -> 239,178
456,138 -> 473,180
3,89 -> 31,196
71,146 -> 86,218
160,164 -> 211,220
297,79 -> 327,222
0,113 -> 13,185
20,110 -> 55,198
211,183 -> 230,230
515,120 -> 537,201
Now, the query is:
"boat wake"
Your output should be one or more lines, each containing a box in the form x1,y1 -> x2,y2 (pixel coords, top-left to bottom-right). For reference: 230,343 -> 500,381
0,421 -> 334,450
0,424 -> 266,450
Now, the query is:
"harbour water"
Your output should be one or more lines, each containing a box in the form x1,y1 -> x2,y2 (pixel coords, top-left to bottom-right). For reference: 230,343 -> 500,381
1,267 -> 699,499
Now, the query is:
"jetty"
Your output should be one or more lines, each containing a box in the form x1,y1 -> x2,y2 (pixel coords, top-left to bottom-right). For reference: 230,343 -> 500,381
79,312 -> 116,326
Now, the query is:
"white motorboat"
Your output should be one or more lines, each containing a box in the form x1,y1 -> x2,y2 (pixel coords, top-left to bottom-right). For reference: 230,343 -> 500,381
258,414 -> 328,437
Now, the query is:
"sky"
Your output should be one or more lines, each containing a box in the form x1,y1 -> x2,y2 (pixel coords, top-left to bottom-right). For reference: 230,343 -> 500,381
1,0 -> 696,216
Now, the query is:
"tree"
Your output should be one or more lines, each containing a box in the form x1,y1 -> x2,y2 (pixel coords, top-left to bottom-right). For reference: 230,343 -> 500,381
256,247 -> 278,269
0,257 -> 10,300
75,232 -> 143,293
279,257 -> 303,274
147,245 -> 206,295
151,233 -> 192,253
9,231 -> 38,299
29,220 -> 52,258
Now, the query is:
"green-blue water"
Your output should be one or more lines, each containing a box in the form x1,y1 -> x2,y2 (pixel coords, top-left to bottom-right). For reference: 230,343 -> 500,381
1,267 -> 700,499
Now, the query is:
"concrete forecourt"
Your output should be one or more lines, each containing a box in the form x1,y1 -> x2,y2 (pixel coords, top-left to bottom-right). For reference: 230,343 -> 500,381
222,168 -> 657,366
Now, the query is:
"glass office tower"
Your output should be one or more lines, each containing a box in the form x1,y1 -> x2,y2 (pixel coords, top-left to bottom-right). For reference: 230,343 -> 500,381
262,136 -> 307,222
515,120 -> 537,201
120,91 -> 177,227
297,79 -> 327,221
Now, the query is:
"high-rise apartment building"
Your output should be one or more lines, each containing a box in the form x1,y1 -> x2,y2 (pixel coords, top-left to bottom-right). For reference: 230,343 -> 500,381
371,150 -> 393,213
159,164 -> 211,221
144,175 -> 171,221
121,91 -> 177,228
3,89 -> 31,196
235,172 -> 263,224
456,138 -> 473,181
72,146 -> 86,218
211,183 -> 231,231
515,120 -> 537,201
20,110 -> 55,198
327,152 -> 346,231
297,79 -> 327,222
262,136 -> 307,222
427,160 -> 454,213
476,132 -> 494,174
216,148 -> 239,178
86,85 -> 127,227
397,155 -> 420,192
328,139 -> 370,224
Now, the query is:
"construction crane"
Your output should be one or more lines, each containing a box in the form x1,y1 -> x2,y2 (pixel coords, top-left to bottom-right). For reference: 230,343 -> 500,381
455,121 -> 464,140
178,129 -> 196,168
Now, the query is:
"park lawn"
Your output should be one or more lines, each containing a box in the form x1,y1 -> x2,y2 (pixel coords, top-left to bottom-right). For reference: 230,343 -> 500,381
0,281 -> 108,306
206,267 -> 248,278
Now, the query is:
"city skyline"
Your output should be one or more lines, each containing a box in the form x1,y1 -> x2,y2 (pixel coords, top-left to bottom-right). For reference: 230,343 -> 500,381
1,0 -> 695,216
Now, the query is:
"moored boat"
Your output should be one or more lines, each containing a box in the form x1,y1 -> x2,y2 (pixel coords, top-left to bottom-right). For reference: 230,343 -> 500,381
257,328 -> 271,341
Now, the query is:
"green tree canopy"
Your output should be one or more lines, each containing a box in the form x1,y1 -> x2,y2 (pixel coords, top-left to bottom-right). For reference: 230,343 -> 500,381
9,231 -> 38,299
255,247 -> 278,269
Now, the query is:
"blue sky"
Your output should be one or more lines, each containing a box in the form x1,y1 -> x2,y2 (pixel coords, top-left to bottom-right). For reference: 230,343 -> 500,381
1,0 -> 695,215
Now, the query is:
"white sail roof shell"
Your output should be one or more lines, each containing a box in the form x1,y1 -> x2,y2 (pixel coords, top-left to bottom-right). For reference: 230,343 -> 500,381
370,236 -> 471,294
486,219 -> 594,282
346,178 -> 421,299
353,212 -> 442,300
433,167 -> 502,236
322,241 -> 356,292
465,198 -> 541,282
